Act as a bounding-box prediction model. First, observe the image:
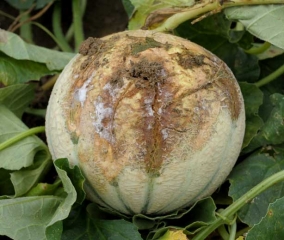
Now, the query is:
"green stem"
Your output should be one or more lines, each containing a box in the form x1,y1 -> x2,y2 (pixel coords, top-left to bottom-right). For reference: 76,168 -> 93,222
65,24 -> 74,43
245,42 -> 271,55
66,0 -> 87,42
0,10 -> 15,20
192,169 -> 284,240
31,22 -> 69,51
228,221 -> 237,240
72,0 -> 85,52
218,225 -> 230,240
52,1 -> 73,52
0,126 -> 45,151
19,11 -> 33,43
25,108 -> 46,118
153,0 -> 284,32
255,64 -> 284,88
154,0 -> 220,32
41,74 -> 58,91
25,179 -> 62,196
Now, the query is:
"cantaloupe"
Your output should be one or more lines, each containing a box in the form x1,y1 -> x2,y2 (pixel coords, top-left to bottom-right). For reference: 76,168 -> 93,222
46,30 -> 245,215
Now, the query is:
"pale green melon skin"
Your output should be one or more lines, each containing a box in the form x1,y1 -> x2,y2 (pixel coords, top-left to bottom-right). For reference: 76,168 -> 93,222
46,30 -> 245,215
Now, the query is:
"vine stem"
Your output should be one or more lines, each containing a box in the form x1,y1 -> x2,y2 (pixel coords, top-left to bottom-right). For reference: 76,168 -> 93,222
245,42 -> 271,55
153,0 -> 284,32
66,0 -> 87,42
25,108 -> 46,118
19,11 -> 33,43
72,0 -> 85,52
228,220 -> 237,240
52,1 -> 73,52
255,64 -> 284,88
9,2 -> 53,33
41,74 -> 58,91
192,169 -> 284,240
31,22 -> 69,51
217,224 -> 230,240
0,126 -> 45,151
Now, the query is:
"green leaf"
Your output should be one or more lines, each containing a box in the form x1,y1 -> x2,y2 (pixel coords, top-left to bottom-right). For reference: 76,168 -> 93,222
54,158 -> 86,204
46,221 -> 63,240
245,93 -> 284,152
0,29 -> 75,71
182,197 -> 217,234
0,158 -> 81,239
0,105 -> 47,170
4,0 -> 53,10
0,105 -> 52,198
239,82 -> 263,150
132,198 -> 216,239
97,197 -> 216,238
228,152 -> 284,226
257,54 -> 284,122
256,44 -> 284,60
0,53 -> 54,85
175,15 -> 260,82
122,0 -> 135,18
62,204 -> 143,240
225,5 -> 284,50
46,159 -> 78,229
0,84 -> 35,117
10,151 -> 52,197
177,13 -> 244,42
259,94 -> 284,144
246,197 -> 284,240
0,196 -> 62,240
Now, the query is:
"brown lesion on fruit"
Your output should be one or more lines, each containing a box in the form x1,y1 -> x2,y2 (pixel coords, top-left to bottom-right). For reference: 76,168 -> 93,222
213,67 -> 242,121
78,35 -> 119,70
128,58 -> 167,89
176,51 -> 206,69
66,32 -> 243,183
130,36 -> 163,55
63,58 -> 99,146
174,51 -> 242,121
109,74 -> 125,88
79,37 -> 105,56
117,52 -> 171,174
65,97 -> 82,144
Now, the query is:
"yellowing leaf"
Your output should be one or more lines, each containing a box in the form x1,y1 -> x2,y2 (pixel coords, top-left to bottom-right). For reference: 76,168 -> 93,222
159,229 -> 188,240
128,0 -> 194,29
236,237 -> 244,240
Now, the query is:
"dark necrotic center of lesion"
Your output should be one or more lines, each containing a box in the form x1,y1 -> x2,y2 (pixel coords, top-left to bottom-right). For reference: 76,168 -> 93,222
128,59 -> 166,89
